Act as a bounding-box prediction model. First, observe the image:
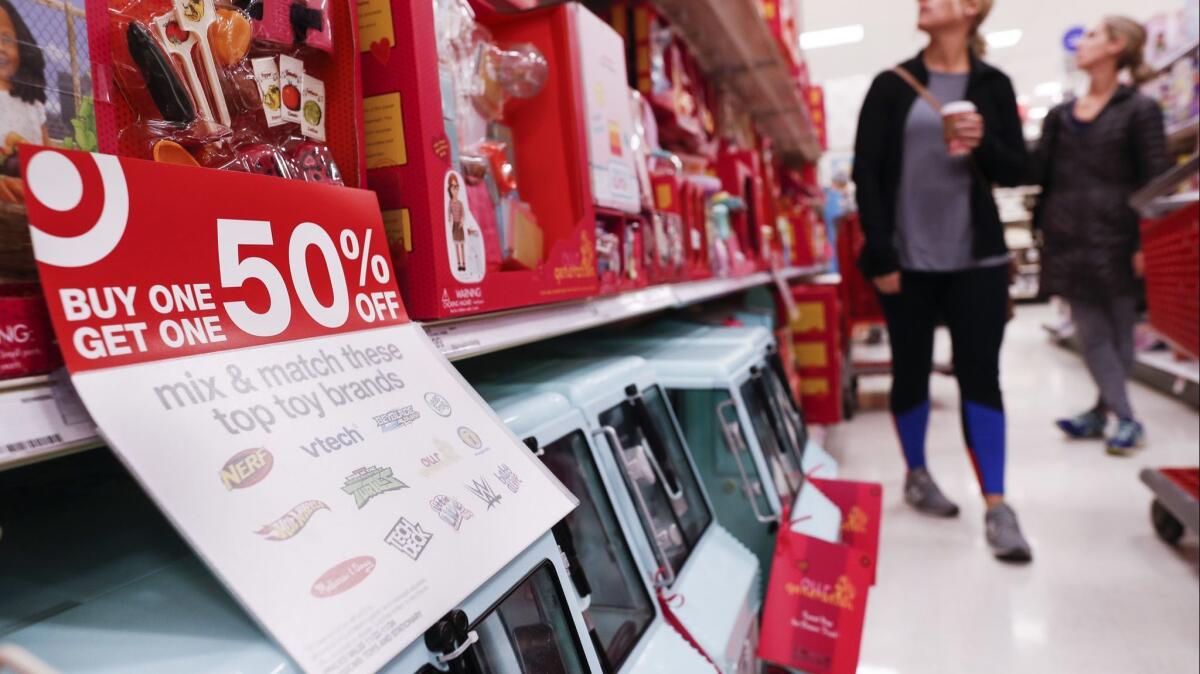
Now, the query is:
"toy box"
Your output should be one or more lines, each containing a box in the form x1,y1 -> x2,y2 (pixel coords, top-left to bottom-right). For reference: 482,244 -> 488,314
361,1 -> 633,319
717,144 -> 769,274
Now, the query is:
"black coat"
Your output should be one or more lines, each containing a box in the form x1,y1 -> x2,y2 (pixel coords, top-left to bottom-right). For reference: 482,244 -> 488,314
852,52 -> 1027,278
1031,86 -> 1168,301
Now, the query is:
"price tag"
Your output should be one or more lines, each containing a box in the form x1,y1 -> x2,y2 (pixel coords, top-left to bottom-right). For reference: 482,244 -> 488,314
22,148 -> 575,674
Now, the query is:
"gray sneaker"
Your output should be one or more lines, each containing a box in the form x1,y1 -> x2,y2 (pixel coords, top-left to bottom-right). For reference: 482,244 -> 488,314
904,468 -> 960,517
986,503 -> 1033,563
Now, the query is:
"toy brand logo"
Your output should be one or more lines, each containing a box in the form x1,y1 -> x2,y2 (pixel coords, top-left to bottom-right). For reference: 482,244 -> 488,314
373,405 -> 420,432
0,324 -> 31,345
311,556 -> 376,598
219,448 -> 273,490
785,575 -> 856,610
495,464 -> 522,493
429,494 -> 473,530
384,516 -> 434,560
342,465 -> 408,508
256,500 -> 329,540
842,506 -> 868,534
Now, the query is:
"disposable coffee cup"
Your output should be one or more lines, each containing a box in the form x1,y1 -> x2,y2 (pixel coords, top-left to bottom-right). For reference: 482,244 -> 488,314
941,101 -> 977,156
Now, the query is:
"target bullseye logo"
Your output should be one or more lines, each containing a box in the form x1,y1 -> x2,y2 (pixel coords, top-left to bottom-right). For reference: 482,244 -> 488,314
26,149 -> 130,268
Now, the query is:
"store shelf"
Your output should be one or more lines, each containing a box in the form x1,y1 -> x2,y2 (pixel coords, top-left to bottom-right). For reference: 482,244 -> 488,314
0,266 -> 828,469
649,0 -> 821,163
425,265 -> 826,360
0,373 -> 102,473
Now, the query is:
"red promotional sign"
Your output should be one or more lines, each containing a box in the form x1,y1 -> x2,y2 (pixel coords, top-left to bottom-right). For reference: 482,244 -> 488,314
758,527 -> 873,674
810,478 -> 883,584
20,147 -> 407,373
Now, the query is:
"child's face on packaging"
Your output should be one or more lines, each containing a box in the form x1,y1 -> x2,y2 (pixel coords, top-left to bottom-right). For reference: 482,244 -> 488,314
0,10 -> 18,82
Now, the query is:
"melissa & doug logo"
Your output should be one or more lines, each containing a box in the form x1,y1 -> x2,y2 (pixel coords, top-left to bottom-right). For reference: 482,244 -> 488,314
311,556 -> 376,598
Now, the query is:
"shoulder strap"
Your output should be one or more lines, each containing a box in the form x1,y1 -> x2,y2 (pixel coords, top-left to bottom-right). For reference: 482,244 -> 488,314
892,66 -> 943,112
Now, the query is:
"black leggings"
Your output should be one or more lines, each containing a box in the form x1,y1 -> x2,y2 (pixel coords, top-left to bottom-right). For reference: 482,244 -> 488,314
877,265 -> 1009,494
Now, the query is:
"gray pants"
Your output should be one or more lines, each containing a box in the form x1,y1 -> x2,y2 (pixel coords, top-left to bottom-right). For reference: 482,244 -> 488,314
1071,296 -> 1138,420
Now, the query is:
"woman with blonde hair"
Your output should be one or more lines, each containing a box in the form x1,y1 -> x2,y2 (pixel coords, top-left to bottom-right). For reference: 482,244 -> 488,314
1037,17 -> 1167,455
853,0 -> 1032,562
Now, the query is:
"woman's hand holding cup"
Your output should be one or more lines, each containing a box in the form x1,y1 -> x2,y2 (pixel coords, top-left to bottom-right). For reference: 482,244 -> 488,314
941,101 -> 983,156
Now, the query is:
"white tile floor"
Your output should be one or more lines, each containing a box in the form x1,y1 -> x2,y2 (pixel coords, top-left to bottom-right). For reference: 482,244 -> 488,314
827,304 -> 1200,674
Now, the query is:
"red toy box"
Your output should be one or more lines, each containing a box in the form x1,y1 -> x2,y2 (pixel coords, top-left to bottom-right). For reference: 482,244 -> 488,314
717,144 -> 770,273
361,1 -> 642,319
0,283 -> 62,380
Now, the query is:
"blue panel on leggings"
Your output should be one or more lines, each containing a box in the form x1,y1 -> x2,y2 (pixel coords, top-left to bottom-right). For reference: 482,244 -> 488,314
894,401 -> 931,470
964,401 -> 1006,495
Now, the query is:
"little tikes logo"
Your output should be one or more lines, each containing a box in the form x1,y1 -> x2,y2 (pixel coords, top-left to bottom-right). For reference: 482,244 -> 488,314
220,448 -> 273,490
311,556 -> 376,598
785,575 -> 857,610
374,405 -> 419,432
256,500 -> 329,541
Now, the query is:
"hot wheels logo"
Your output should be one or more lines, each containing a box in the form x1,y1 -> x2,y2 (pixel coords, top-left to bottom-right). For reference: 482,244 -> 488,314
219,448 -> 274,490
256,500 -> 329,541
311,556 -> 377,598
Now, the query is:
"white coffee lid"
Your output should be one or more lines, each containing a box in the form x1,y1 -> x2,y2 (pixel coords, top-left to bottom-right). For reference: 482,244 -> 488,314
941,101 -> 977,115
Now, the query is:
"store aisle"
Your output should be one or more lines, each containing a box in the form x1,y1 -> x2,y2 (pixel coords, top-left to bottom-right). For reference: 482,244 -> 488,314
829,304 -> 1200,674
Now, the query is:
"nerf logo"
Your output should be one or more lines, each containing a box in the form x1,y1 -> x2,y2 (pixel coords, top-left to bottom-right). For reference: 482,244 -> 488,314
0,324 -> 31,345
219,448 -> 274,490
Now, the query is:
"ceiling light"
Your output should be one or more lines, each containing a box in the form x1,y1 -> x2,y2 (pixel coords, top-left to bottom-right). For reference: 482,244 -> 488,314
800,25 -> 865,50
986,29 -> 1023,49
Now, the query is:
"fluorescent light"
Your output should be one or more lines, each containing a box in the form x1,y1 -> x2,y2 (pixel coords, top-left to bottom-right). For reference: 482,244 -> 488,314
1034,81 -> 1063,97
1028,106 -> 1049,120
986,29 -> 1023,49
800,24 -> 865,50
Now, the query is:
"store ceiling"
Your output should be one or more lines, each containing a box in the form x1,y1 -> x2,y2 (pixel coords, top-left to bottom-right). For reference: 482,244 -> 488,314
800,0 -> 1185,151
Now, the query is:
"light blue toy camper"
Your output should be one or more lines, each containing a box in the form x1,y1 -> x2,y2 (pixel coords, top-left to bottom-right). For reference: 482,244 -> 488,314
469,356 -> 762,674
479,389 -> 716,673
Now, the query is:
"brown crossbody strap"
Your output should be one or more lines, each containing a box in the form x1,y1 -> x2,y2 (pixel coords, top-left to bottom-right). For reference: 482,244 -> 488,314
892,66 -> 943,112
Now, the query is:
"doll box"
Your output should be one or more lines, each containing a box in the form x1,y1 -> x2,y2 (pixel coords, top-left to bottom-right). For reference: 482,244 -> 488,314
360,1 -> 608,320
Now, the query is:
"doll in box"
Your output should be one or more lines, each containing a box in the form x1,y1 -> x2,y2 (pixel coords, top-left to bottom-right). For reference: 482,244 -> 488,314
445,170 -> 484,282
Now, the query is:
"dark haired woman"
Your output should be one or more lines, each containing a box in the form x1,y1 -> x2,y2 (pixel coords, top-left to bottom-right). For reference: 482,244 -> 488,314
0,0 -> 49,148
0,0 -> 48,202
1036,17 -> 1168,456
853,0 -> 1032,562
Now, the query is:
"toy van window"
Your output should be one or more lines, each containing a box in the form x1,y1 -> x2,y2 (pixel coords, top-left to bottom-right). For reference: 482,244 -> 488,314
599,387 -> 713,574
541,431 -> 656,672
470,562 -> 589,674
666,388 -> 773,519
739,379 -> 800,502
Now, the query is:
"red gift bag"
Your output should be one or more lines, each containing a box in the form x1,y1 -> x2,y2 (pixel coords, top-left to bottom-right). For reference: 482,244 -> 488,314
758,526 -> 873,674
809,478 -> 883,584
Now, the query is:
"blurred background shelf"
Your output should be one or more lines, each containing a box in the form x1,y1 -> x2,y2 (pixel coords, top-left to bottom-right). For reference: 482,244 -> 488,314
425,265 -> 826,360
649,0 -> 822,162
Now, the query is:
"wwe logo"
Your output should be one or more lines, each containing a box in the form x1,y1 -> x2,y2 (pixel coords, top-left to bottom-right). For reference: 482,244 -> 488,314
465,476 -> 502,510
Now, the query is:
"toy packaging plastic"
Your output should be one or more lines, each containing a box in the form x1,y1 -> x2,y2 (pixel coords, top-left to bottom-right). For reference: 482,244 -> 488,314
100,0 -> 362,185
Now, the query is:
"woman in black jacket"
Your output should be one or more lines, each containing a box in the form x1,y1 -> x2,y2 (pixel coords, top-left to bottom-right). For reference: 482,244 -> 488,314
852,0 -> 1031,562
1035,17 -> 1167,455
